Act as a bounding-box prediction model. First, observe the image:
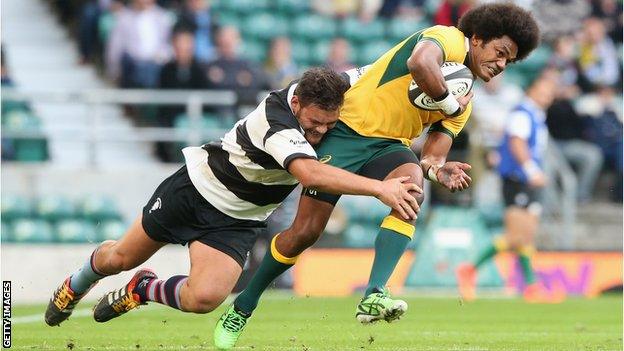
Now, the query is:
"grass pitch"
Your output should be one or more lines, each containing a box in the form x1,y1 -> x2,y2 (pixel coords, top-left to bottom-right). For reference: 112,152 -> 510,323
11,294 -> 622,351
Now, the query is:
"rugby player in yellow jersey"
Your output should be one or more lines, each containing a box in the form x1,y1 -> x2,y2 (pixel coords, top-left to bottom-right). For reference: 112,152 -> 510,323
214,3 -> 540,348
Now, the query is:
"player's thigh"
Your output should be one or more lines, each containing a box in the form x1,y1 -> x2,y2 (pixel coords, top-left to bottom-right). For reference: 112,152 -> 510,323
359,148 -> 424,221
186,240 -> 242,303
504,207 -> 537,247
502,178 -> 541,247
97,215 -> 167,272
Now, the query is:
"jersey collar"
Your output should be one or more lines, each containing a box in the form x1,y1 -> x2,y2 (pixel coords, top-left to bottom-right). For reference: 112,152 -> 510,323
287,83 -> 297,115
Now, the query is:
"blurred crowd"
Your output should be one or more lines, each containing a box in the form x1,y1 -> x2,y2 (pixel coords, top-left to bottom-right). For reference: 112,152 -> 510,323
18,0 -> 622,203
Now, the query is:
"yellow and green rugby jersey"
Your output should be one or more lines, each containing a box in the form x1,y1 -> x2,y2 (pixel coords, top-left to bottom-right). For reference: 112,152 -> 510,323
340,25 -> 472,146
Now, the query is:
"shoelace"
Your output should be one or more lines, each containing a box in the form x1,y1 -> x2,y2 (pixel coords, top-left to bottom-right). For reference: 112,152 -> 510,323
222,312 -> 247,333
53,285 -> 74,310
111,293 -> 139,313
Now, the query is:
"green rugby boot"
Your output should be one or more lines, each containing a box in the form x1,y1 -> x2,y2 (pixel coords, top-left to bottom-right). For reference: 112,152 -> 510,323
214,304 -> 250,350
355,288 -> 408,324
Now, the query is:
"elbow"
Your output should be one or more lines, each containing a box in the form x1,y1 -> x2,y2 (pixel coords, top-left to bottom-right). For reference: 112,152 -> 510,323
407,55 -> 427,78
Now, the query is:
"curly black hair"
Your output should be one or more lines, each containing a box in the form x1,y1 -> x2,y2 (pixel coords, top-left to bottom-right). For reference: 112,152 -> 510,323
458,3 -> 540,61
294,67 -> 350,111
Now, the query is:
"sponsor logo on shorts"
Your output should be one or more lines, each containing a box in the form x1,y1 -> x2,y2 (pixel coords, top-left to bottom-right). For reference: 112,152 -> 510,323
319,155 -> 332,163
149,197 -> 162,213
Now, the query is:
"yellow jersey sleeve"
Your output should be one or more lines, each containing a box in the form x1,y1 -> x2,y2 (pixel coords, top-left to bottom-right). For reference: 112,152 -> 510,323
421,25 -> 467,63
428,102 -> 472,139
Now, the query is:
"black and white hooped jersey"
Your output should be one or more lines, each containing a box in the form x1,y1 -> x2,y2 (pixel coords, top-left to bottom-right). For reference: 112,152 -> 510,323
183,82 -> 317,221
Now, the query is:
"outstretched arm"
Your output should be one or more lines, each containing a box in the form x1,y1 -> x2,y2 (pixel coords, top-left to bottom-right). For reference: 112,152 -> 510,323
420,131 -> 472,192
288,158 -> 422,220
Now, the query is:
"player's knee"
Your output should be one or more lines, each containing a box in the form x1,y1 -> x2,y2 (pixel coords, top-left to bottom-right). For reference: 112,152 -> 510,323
186,289 -> 227,313
413,190 -> 425,206
290,223 -> 323,250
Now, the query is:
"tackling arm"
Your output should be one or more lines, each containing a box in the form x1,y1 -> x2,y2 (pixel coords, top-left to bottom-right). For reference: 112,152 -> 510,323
288,158 -> 421,220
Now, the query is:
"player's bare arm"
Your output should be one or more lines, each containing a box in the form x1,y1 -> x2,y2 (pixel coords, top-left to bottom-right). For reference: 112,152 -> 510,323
420,131 -> 472,192
288,157 -> 422,220
508,136 -> 546,188
407,41 -> 472,117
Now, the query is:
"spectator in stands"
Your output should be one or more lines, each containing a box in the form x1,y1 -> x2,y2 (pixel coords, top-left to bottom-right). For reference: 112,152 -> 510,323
1,45 -> 13,86
434,0 -> 474,26
205,26 -> 268,111
546,96 -> 604,204
469,73 -> 523,179
264,37 -> 299,90
472,74 -> 524,150
378,0 -> 426,18
1,45 -> 15,160
532,0 -> 590,42
174,0 -> 218,64
312,0 -> 382,21
583,86 -> 623,202
105,0 -> 173,88
590,0 -> 623,43
156,29 -> 208,162
78,0 -> 118,64
577,17 -> 620,91
546,36 -> 604,203
325,38 -> 355,73
548,35 -> 586,91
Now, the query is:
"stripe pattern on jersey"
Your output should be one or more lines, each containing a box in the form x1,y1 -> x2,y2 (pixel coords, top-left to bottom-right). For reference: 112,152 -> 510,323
183,82 -> 318,221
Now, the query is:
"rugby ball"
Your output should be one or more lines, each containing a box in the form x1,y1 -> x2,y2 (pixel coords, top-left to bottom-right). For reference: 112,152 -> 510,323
408,62 -> 474,111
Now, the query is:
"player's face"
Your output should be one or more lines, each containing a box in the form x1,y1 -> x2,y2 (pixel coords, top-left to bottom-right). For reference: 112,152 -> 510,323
293,101 -> 340,146
469,35 -> 518,82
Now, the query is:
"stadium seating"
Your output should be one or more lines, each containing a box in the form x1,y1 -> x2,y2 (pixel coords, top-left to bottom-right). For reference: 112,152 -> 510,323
342,223 -> 378,248
1,193 -> 124,243
35,195 -> 76,222
308,41 -> 333,66
2,109 -> 49,162
77,194 -> 122,223
340,17 -> 386,44
55,219 -> 97,243
241,39 -> 268,63
290,15 -> 337,42
385,18 -> 432,42
357,41 -> 393,66
242,13 -> 289,42
1,221 -> 12,242
405,206 -> 503,287
1,194 -> 33,221
96,219 -> 126,241
10,218 -> 55,243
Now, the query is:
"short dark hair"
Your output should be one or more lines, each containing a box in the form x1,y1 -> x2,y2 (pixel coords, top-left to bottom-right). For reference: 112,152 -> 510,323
458,3 -> 540,61
294,67 -> 350,111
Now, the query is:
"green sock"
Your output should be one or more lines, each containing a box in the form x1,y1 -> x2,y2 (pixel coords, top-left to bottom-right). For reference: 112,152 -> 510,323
474,244 -> 498,268
365,228 -> 411,296
519,254 -> 536,285
234,250 -> 292,314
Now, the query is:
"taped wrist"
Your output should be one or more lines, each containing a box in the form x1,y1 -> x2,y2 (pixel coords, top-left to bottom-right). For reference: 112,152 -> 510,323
433,90 -> 461,116
425,164 -> 440,183
522,160 -> 541,179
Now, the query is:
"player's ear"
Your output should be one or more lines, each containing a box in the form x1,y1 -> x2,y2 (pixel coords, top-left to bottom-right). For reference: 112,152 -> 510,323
291,95 -> 300,113
470,35 -> 483,47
